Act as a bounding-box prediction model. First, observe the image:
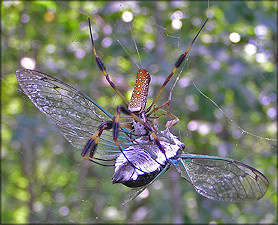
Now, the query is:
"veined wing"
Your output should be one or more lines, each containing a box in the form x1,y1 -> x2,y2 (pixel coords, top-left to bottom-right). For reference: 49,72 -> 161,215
16,69 -> 131,160
171,154 -> 269,202
122,164 -> 170,205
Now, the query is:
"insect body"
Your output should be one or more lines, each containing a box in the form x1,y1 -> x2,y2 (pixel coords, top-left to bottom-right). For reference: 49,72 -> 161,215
112,127 -> 185,188
16,17 -> 269,204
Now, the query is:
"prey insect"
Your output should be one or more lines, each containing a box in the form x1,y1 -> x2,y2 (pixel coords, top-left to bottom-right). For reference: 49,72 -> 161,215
16,17 -> 268,204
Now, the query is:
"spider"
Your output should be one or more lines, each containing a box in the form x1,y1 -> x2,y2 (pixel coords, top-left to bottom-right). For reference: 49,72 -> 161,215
81,17 -> 209,187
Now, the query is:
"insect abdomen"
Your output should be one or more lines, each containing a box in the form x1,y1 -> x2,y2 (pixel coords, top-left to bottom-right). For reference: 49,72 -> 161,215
112,162 -> 165,188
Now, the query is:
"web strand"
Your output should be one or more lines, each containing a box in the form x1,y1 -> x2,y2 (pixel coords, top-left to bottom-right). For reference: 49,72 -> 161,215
192,81 -> 277,142
127,22 -> 143,69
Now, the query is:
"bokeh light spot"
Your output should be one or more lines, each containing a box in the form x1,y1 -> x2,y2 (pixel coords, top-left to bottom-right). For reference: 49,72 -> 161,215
256,53 -> 267,63
138,188 -> 149,199
102,37 -> 112,48
104,206 -> 119,220
171,10 -> 184,20
33,202 -> 44,212
75,49 -> 86,58
59,206 -> 69,216
188,120 -> 198,131
20,57 -> 36,70
103,25 -> 112,35
229,32 -> 241,43
260,95 -> 270,105
267,108 -> 276,118
44,11 -> 55,22
122,11 -> 133,22
21,14 -> 30,23
46,44 -> 56,53
145,40 -> 155,50
132,206 -> 148,221
198,123 -> 210,135
255,25 -> 267,38
172,19 -> 182,30
202,34 -> 212,43
179,77 -> 190,88
244,44 -> 257,55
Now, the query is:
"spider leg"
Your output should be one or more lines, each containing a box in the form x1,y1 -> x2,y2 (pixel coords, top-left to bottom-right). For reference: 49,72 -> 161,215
148,92 -> 179,129
88,17 -> 129,106
81,120 -> 132,159
81,121 -> 113,159
82,114 -> 155,173
164,92 -> 179,129
81,121 -> 115,166
114,105 -> 166,155
146,18 -> 209,113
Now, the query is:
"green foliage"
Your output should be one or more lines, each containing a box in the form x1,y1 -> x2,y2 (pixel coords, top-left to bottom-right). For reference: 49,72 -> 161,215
2,1 -> 277,224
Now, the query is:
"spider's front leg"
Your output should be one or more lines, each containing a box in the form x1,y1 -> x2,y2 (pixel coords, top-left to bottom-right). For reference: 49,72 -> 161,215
88,18 -> 129,106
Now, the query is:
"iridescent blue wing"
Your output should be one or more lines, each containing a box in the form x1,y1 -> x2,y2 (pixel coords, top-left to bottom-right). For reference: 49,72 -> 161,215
16,69 -> 131,161
171,154 -> 269,202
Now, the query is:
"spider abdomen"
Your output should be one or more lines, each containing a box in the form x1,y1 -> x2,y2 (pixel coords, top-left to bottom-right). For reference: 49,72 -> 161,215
128,68 -> 151,113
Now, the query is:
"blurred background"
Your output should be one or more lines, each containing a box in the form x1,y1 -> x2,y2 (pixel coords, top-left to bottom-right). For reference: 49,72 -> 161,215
2,1 -> 277,223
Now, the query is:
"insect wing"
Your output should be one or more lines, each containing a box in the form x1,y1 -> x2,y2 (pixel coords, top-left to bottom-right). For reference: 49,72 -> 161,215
171,154 -> 269,202
16,69 -> 129,160
122,164 -> 170,205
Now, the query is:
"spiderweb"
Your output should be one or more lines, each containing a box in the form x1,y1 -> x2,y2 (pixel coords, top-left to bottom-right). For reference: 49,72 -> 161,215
2,1 -> 277,224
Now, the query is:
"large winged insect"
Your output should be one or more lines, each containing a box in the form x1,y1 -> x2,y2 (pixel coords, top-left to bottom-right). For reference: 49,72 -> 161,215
16,17 -> 269,204
16,69 -> 269,204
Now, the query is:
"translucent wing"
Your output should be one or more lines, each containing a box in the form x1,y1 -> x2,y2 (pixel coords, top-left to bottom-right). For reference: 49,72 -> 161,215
16,69 -> 131,161
122,164 -> 170,205
171,154 -> 269,202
